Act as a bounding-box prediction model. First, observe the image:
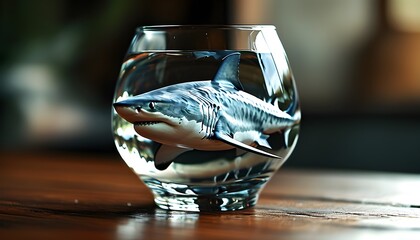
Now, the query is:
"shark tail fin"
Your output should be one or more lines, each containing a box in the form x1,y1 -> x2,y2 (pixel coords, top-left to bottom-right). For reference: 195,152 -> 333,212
271,96 -> 301,149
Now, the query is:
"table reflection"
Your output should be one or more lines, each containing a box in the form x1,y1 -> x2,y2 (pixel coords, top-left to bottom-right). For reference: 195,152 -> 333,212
116,209 -> 199,239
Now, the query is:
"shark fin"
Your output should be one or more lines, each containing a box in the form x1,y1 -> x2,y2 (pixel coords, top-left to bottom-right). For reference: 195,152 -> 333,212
154,144 -> 192,170
256,134 -> 272,149
213,53 -> 243,90
215,132 -> 281,159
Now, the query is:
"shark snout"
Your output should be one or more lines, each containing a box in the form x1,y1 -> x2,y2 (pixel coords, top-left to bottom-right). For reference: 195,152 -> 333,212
113,101 -> 141,123
114,99 -> 167,124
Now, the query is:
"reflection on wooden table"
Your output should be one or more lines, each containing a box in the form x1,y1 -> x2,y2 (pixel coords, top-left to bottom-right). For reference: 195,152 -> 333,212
1,152 -> 420,239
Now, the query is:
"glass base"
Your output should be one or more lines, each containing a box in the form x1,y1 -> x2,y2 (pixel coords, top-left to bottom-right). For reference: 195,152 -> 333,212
154,192 -> 259,212
143,177 -> 267,212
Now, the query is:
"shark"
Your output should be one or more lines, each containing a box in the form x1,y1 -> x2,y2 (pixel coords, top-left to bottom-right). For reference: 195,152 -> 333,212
113,53 -> 300,170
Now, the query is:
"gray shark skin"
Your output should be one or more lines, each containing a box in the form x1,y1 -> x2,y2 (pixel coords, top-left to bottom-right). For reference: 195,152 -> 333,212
113,53 -> 300,170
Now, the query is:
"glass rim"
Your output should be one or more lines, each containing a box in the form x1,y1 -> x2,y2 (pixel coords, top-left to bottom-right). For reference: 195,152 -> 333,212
136,25 -> 276,32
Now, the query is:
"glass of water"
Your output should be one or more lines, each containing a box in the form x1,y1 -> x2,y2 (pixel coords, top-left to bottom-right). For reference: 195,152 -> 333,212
112,25 -> 301,212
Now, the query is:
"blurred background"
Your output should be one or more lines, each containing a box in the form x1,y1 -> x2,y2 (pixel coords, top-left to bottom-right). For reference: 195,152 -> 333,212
1,0 -> 419,173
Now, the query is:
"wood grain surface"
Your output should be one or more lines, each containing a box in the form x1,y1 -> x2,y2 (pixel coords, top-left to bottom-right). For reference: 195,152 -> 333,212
1,152 -> 420,239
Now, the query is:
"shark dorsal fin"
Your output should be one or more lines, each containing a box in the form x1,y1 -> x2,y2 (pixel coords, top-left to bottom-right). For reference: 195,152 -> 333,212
213,53 -> 243,90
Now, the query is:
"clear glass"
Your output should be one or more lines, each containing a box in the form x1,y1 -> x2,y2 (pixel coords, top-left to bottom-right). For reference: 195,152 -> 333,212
112,25 -> 301,212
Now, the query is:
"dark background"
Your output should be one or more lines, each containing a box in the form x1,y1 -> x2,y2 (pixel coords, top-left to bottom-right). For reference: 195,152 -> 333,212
1,0 -> 420,173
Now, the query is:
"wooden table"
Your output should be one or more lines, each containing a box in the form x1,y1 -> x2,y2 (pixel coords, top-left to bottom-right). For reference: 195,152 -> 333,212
1,152 -> 420,239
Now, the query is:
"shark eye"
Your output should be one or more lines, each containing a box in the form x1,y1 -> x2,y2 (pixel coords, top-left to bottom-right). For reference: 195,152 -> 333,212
148,102 -> 155,110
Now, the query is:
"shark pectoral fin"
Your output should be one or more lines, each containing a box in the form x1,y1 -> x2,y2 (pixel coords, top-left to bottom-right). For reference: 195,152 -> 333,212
256,134 -> 272,149
215,132 -> 281,159
155,145 -> 192,170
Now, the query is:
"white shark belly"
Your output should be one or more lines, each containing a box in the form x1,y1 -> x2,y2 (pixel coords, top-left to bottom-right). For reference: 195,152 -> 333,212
179,119 -> 264,151
176,118 -> 234,151
136,117 -> 231,151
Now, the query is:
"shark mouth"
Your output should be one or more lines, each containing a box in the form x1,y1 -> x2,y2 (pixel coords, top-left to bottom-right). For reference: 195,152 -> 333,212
134,121 -> 162,126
